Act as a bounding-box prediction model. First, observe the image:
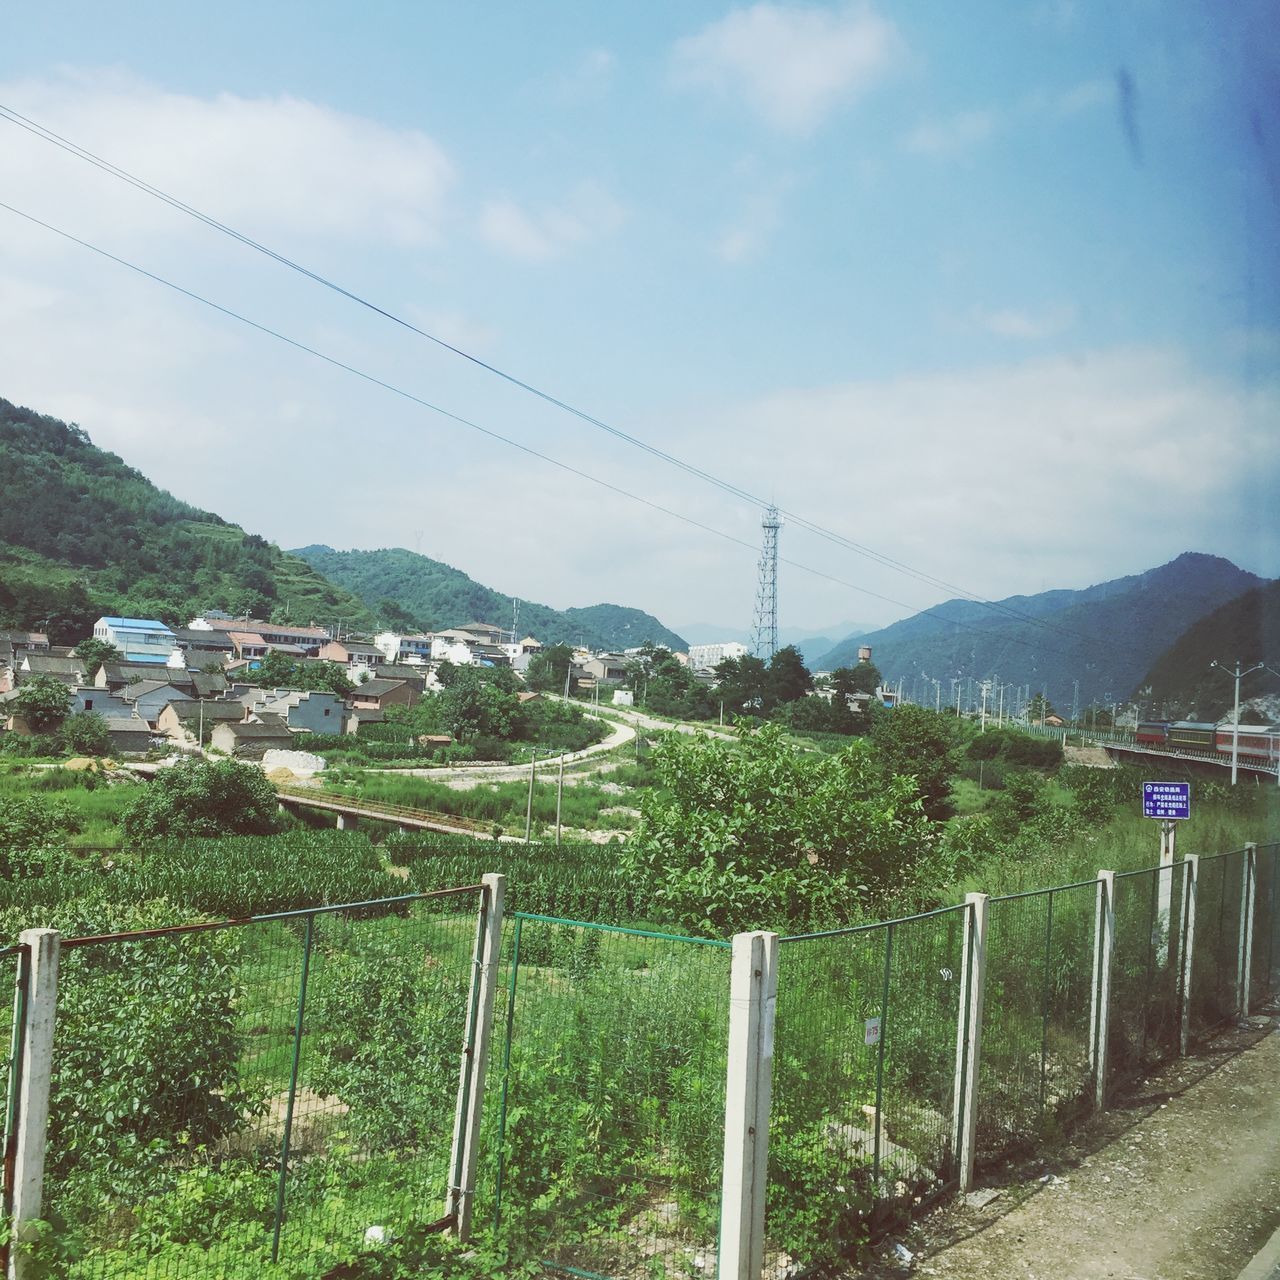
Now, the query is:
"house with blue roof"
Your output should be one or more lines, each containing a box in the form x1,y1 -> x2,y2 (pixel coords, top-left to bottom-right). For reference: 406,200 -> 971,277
92,617 -> 178,665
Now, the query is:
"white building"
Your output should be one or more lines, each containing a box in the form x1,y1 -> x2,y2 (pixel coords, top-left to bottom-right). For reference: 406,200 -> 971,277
374,632 -> 435,664
687,641 -> 749,671
93,617 -> 178,665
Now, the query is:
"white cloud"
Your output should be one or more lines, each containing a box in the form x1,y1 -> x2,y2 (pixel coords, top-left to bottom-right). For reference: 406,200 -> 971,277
478,183 -> 624,262
552,48 -> 617,101
715,182 -> 790,263
970,304 -> 1078,340
904,109 -> 997,156
672,3 -> 900,135
1055,78 -> 1110,116
0,69 -> 455,247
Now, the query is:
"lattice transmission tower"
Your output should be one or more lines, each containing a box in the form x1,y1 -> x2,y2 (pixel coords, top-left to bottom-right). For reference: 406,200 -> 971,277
751,505 -> 782,661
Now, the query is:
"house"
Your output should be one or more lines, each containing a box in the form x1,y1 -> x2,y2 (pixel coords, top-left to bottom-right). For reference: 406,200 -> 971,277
317,640 -> 386,670
582,654 -> 629,685
246,689 -> 345,735
120,680 -> 192,728
92,617 -> 178,665
374,632 -> 435,664
455,621 -> 507,646
227,631 -> 269,662
96,662 -> 173,691
209,720 -> 295,759
18,654 -> 88,688
687,641 -> 749,672
102,715 -> 156,754
349,678 -> 417,712
71,688 -> 134,719
170,627 -> 235,665
188,616 -> 331,655
157,700 -> 246,747
372,664 -> 433,694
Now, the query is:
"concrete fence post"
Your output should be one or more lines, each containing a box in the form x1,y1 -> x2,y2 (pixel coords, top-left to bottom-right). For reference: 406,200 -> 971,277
718,930 -> 778,1280
1240,845 -> 1257,1019
952,892 -> 988,1193
9,929 -> 60,1280
447,873 -> 505,1240
1179,854 -> 1199,1055
1090,872 -> 1116,1110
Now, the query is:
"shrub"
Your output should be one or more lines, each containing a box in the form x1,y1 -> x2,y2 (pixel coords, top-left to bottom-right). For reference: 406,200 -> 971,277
123,759 -> 285,841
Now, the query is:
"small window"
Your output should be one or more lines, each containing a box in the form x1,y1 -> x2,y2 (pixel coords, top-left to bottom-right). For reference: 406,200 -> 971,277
84,699 -> 93,711
324,708 -> 331,716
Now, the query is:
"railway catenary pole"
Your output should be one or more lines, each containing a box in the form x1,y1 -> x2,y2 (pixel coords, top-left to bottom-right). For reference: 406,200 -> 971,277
1210,659 -> 1265,785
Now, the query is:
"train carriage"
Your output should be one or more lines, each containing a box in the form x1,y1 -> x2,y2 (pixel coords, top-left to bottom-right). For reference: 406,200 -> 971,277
1167,720 -> 1217,750
1136,721 -> 1170,747
1213,723 -> 1280,767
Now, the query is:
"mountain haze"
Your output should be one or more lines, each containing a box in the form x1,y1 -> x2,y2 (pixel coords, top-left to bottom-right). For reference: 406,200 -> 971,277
817,554 -> 1268,710
292,544 -> 688,653
0,397 -> 374,640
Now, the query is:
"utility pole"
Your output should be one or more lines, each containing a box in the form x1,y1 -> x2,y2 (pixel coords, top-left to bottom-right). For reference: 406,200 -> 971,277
980,681 -> 989,732
524,750 -> 538,842
555,752 -> 565,846
1209,659 -> 1265,785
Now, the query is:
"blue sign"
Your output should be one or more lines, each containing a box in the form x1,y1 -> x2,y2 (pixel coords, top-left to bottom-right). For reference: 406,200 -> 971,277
1143,781 -> 1190,820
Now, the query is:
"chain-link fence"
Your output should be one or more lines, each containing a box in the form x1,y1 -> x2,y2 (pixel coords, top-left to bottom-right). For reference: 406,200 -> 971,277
765,906 -> 968,1273
977,881 -> 1097,1164
1188,849 -> 1246,1040
491,913 -> 731,1280
39,887 -> 485,1279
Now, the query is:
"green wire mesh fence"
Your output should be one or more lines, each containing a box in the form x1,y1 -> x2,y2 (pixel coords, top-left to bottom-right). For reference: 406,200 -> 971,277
1105,862 -> 1188,1098
491,914 -> 731,1280
1188,849 -> 1245,1039
976,880 -> 1097,1165
766,906 -> 968,1273
46,887 -> 484,1279
1252,844 -> 1280,1006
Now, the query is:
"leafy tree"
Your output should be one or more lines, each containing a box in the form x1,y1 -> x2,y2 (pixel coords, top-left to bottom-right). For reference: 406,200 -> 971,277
714,654 -> 770,717
625,643 -> 716,719
525,643 -> 574,693
1027,692 -> 1056,724
766,645 -> 813,705
627,721 -> 939,934
123,759 -> 285,840
839,660 -> 882,697
234,651 -> 354,696
72,637 -> 121,680
442,669 -> 530,742
61,710 -> 112,757
14,674 -> 72,733
868,704 -> 960,821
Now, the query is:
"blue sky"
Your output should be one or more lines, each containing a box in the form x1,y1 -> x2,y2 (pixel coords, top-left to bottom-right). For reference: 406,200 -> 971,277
2,2 -> 1276,637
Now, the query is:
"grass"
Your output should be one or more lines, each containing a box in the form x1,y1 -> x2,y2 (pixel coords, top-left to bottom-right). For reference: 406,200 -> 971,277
0,762 -> 142,846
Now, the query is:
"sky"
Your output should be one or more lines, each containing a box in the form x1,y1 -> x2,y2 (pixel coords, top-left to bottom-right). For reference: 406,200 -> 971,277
1,1 -> 1277,639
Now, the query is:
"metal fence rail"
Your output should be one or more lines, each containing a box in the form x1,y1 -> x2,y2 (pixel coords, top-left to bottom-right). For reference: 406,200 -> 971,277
39,888 -> 485,1279
977,881 -> 1096,1163
765,906 -> 968,1272
492,913 -> 731,1280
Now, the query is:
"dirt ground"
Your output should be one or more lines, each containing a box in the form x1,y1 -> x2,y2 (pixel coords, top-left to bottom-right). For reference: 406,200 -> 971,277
858,1004 -> 1280,1280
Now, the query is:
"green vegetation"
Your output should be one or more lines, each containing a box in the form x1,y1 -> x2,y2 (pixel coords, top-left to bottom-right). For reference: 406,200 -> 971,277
123,759 -> 285,841
232,650 -> 355,695
0,398 -> 374,638
291,543 -> 688,651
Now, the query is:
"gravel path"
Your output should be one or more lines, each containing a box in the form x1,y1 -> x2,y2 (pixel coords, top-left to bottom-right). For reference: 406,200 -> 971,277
860,1008 -> 1280,1280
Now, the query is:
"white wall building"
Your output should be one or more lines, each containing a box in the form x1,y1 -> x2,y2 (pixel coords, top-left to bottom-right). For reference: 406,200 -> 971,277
687,641 -> 749,671
93,617 -> 178,665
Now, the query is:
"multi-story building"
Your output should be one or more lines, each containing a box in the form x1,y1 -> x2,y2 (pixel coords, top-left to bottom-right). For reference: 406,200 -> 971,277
93,617 -> 178,665
687,641 -> 749,672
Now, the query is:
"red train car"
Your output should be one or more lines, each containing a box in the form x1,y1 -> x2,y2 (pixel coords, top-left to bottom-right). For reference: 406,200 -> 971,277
1214,724 -> 1280,767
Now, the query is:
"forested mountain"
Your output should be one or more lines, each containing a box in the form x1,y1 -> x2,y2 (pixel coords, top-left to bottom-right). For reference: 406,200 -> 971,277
292,545 -> 687,652
817,553 -> 1269,711
0,397 -> 374,641
1137,580 -> 1280,720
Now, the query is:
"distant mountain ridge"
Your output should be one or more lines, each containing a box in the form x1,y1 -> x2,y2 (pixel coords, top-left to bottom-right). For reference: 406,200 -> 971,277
1138,580 -> 1280,720
291,544 -> 687,653
0,397 -> 374,641
817,553 -> 1269,710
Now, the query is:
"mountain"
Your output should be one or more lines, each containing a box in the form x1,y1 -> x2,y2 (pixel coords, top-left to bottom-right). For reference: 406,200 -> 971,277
816,554 -> 1269,711
291,544 -> 688,653
0,397 -> 375,641
1137,581 -> 1280,720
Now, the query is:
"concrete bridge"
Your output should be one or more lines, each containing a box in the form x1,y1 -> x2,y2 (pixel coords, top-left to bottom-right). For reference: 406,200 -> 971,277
273,785 -> 493,837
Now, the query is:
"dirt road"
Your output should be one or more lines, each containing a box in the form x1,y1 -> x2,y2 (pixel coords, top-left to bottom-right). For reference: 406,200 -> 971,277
862,1010 -> 1280,1280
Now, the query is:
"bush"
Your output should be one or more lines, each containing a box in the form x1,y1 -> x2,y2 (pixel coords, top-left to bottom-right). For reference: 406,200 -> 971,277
123,759 -> 285,841
61,711 -> 112,757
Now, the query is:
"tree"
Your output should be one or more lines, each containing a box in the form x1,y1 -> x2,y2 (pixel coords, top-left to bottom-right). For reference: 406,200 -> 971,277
627,721 -> 939,934
839,660 -> 882,697
625,643 -> 716,719
235,651 -> 354,696
72,637 -> 122,680
525,643 -> 574,693
868,704 -> 961,821
123,759 -> 285,840
766,645 -> 813,705
441,669 -> 529,742
61,710 -> 111,757
14,674 -> 71,733
1027,692 -> 1056,724
714,654 -> 770,717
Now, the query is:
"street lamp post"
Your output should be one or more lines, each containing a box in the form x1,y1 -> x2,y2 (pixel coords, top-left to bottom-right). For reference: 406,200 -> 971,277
1209,659 -> 1265,785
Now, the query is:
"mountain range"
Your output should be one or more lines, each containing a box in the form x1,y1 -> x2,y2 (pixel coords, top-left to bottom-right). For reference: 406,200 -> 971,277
816,553 -> 1271,711
291,545 -> 687,652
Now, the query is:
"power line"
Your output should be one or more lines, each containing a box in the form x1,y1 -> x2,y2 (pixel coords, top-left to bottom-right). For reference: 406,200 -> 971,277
0,198 -> 1079,663
0,101 -> 1098,646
